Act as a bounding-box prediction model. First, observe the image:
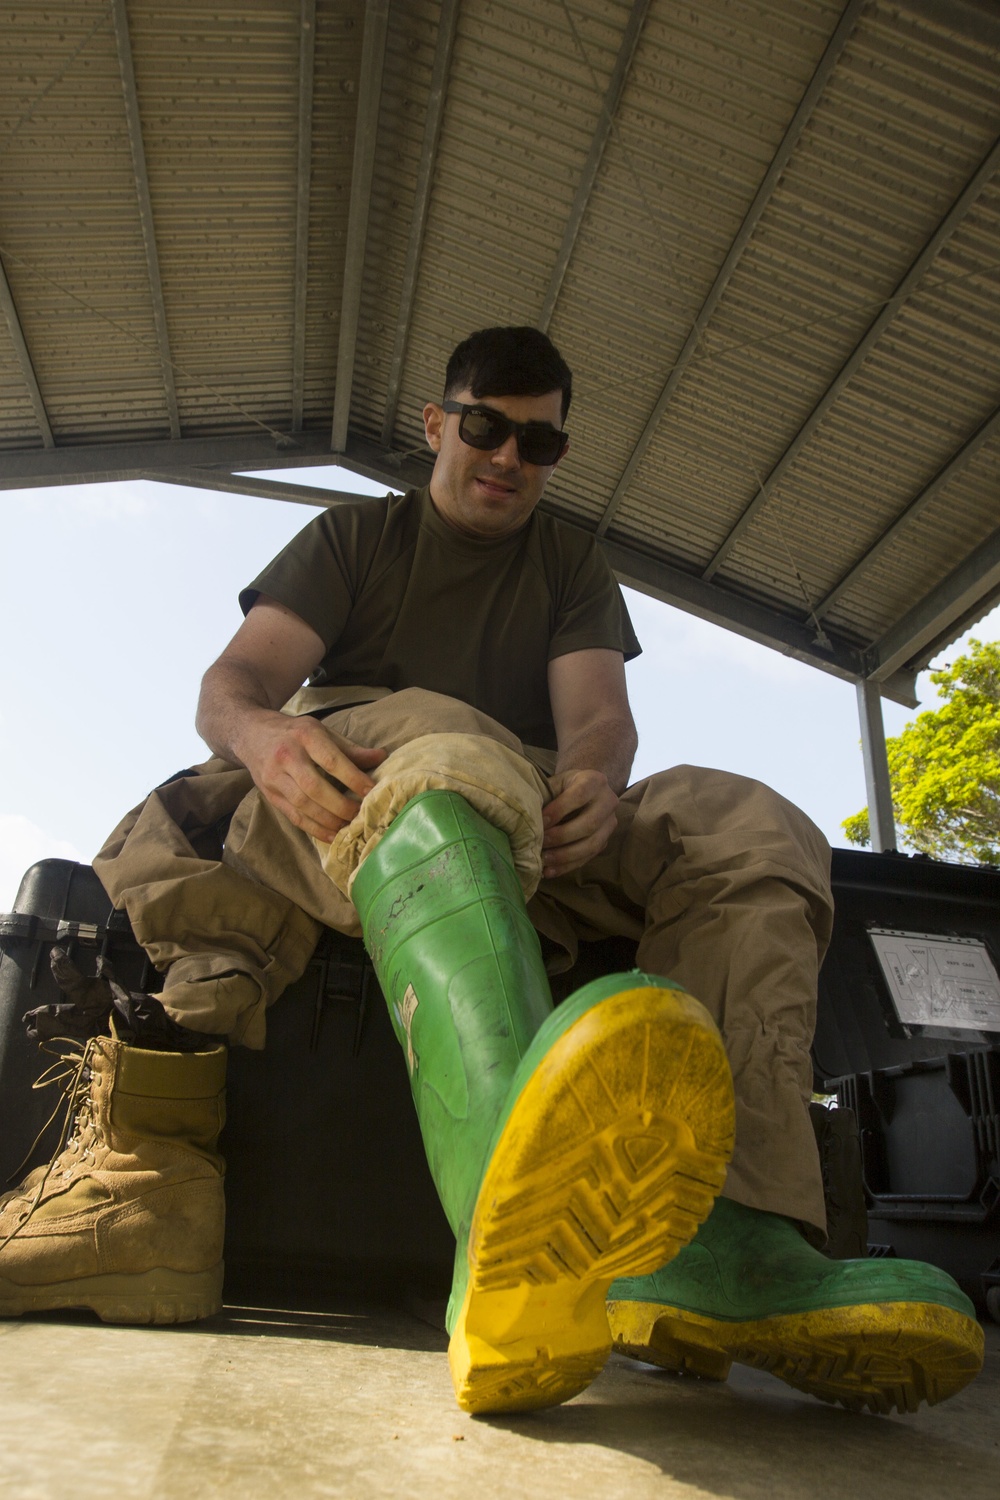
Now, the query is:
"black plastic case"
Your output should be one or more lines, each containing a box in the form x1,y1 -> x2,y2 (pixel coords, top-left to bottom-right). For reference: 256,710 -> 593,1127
816,848 -> 1000,1310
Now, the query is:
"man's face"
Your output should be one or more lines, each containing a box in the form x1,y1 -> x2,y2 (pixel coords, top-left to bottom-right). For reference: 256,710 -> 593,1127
422,387 -> 568,539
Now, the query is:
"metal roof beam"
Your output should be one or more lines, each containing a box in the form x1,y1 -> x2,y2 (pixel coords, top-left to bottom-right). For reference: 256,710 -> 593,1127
866,524 -> 1000,681
0,430 -> 431,494
0,424 -> 922,703
380,0 -> 460,447
144,469 -> 370,510
703,130 -> 1000,581
292,0 -> 317,433
334,429 -> 434,492
538,0 -> 651,335
0,256 -> 54,448
595,0 -> 865,538
0,433 -> 335,488
111,0 -> 180,439
913,580 -> 1000,670
814,403 -> 1000,622
331,0 -> 390,454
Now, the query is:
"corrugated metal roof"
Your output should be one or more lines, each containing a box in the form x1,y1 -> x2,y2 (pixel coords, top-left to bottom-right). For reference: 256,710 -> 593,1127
1,0 -> 998,702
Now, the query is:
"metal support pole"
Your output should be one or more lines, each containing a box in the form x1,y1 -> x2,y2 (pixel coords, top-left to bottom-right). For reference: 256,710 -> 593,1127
856,678 -> 896,852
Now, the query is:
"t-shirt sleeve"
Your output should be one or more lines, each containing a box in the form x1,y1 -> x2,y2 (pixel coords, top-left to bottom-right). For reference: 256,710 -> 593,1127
545,531 -> 642,663
239,499 -> 389,648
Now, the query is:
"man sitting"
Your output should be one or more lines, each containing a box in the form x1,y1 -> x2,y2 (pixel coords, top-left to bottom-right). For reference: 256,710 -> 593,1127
0,326 -> 983,1416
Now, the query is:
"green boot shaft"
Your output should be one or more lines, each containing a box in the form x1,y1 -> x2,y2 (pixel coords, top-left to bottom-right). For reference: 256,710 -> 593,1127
352,790 -> 553,1237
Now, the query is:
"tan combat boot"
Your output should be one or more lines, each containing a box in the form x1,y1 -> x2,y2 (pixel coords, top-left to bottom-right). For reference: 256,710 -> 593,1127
0,1033 -> 226,1323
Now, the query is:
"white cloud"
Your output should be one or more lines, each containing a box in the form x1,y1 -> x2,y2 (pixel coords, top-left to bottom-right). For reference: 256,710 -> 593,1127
0,815 -> 86,914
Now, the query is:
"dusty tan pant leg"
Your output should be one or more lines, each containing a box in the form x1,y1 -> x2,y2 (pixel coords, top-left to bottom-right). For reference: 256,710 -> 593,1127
329,687 -> 529,760
94,761 -> 324,1050
538,765 -> 833,1233
201,689 -> 545,1042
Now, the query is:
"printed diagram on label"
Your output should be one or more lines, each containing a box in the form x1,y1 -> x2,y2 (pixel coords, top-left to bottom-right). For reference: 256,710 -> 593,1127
868,929 -> 1000,1032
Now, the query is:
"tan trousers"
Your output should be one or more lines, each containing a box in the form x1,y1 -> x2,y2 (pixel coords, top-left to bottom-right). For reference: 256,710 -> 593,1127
95,688 -> 832,1231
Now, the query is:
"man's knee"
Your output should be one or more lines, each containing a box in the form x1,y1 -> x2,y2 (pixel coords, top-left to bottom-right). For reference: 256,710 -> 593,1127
314,730 -> 549,901
627,763 -> 831,886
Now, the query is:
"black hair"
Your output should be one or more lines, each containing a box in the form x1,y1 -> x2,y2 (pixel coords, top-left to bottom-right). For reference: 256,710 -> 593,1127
444,326 -> 573,423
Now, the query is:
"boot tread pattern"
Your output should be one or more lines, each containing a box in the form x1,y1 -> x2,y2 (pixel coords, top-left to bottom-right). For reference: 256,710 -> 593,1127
450,987 -> 735,1414
607,1300 -> 985,1414
473,1016 -> 731,1289
454,1344 -> 608,1415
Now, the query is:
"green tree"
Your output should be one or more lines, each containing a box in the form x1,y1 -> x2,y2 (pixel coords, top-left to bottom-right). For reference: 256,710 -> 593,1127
842,638 -> 1000,865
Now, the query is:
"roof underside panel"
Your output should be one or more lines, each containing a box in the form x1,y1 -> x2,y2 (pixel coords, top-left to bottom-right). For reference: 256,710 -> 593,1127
547,0 -> 847,529
603,1 -> 1000,641
0,0 -> 998,689
125,2 -> 303,438
381,0 -> 640,464
0,6 -> 169,444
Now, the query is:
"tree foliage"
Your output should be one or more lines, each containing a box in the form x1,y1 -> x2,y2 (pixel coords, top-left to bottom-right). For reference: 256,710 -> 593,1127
842,638 -> 1000,866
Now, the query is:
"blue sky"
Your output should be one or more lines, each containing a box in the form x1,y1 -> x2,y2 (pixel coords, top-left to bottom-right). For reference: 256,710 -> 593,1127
1,467 -> 996,912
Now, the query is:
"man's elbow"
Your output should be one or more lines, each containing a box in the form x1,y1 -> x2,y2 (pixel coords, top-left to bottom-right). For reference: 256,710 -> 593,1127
194,661 -> 224,743
617,719 -> 639,793
612,710 -> 639,763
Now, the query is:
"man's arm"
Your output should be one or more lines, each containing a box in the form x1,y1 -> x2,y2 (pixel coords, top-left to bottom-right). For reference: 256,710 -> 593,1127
196,596 -> 385,843
541,648 -> 637,879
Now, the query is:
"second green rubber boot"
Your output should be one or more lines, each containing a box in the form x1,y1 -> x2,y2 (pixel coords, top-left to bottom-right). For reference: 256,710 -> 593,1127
352,789 -> 735,1414
606,1195 -> 984,1413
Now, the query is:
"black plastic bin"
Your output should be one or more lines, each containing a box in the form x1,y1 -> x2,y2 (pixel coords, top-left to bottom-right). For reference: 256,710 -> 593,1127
816,848 -> 1000,1313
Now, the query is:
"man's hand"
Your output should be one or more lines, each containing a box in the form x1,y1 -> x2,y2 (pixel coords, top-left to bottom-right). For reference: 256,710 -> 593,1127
541,768 -> 619,879
237,711 -> 386,844
196,597 -> 387,841
543,649 -> 636,878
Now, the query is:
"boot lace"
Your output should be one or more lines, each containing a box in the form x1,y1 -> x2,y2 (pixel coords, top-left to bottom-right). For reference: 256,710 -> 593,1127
0,1035 -> 103,1249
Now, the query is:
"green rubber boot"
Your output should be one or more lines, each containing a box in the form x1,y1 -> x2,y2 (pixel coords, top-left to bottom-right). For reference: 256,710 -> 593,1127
352,789 -> 735,1414
606,1195 -> 984,1413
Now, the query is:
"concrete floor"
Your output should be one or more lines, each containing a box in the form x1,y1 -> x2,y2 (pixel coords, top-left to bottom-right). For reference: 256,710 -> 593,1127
3,1301 -> 997,1500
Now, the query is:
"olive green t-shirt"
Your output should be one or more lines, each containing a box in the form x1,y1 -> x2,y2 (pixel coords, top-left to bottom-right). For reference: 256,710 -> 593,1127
240,486 -> 640,750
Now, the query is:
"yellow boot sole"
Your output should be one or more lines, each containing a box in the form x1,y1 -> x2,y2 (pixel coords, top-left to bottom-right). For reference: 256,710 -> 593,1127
448,983 -> 734,1414
606,1297 -> 986,1413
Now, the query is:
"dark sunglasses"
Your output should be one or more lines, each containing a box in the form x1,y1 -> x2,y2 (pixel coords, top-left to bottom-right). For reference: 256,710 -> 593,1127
441,400 -> 568,466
